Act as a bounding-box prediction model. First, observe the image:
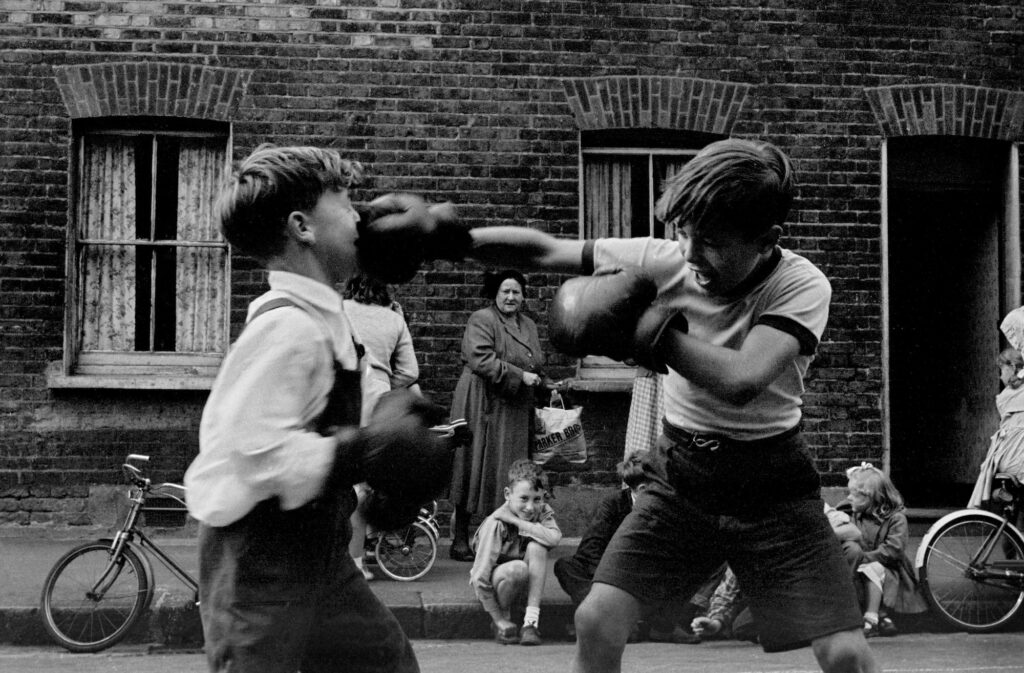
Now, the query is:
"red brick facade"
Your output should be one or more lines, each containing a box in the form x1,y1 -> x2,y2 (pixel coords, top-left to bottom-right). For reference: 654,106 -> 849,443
1,1 -> 1022,527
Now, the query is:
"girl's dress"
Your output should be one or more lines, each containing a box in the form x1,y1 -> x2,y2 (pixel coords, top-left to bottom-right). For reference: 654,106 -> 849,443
623,366 -> 665,458
968,383 -> 1024,508
850,508 -> 928,614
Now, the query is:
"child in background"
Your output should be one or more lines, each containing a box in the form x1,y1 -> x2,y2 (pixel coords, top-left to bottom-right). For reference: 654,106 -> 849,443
470,459 -> 562,646
845,463 -> 927,637
968,347 -> 1024,509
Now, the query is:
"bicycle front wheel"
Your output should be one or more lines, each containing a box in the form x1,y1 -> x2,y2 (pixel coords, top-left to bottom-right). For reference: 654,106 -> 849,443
374,521 -> 437,581
919,512 -> 1024,632
40,541 -> 153,652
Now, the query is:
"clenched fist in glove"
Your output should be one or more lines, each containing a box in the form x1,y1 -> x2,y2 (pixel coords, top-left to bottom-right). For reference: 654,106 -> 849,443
329,389 -> 454,527
356,193 -> 467,283
548,267 -> 688,374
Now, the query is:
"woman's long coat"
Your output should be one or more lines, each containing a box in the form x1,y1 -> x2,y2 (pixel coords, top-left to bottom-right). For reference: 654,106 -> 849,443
449,305 -> 543,515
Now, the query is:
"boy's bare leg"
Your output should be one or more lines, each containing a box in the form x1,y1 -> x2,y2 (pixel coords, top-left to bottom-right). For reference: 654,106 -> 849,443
811,628 -> 880,673
572,583 -> 641,673
523,541 -> 549,610
492,560 -> 528,632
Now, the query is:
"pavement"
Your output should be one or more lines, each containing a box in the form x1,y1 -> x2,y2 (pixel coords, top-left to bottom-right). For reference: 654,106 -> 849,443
0,524 -> 964,650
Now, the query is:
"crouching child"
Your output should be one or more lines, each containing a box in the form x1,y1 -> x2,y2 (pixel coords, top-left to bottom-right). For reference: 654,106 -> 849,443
470,459 -> 561,646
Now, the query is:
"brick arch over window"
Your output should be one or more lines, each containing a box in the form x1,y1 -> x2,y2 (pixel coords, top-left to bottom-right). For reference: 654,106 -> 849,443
864,84 -> 1024,141
562,76 -> 749,134
52,62 -> 251,120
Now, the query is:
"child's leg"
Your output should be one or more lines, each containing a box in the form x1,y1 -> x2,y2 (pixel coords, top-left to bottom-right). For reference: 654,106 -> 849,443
492,559 -> 529,631
523,541 -> 549,612
572,582 -> 641,673
348,485 -> 374,581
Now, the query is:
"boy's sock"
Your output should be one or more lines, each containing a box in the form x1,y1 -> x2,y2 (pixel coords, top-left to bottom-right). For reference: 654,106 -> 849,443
523,606 -> 541,628
864,611 -> 879,626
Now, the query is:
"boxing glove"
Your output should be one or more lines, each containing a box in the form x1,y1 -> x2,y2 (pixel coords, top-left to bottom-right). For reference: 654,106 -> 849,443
632,304 -> 689,374
328,390 -> 452,500
356,194 -> 467,284
548,268 -> 659,362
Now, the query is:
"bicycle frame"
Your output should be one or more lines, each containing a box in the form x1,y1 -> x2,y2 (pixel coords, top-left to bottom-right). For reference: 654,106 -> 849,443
98,475 -> 198,602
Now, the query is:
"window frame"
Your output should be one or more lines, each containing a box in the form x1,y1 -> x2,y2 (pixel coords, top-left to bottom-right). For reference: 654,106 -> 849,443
51,120 -> 232,390
573,144 -> 699,390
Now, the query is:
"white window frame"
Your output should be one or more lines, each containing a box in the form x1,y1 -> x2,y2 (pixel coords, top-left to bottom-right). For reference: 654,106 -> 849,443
49,122 -> 232,390
573,145 -> 698,389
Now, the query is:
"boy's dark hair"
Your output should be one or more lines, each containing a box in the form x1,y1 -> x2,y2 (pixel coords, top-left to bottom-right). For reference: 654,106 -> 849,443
217,144 -> 364,262
507,458 -> 549,493
616,451 -> 648,490
654,138 -> 794,240
345,275 -> 392,307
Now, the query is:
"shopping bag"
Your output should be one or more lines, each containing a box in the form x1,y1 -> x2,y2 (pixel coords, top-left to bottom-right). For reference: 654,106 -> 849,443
533,391 -> 587,465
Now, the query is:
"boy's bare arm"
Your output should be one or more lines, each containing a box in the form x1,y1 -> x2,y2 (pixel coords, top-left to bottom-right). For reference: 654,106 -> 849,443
469,226 -> 585,273
659,324 -> 801,406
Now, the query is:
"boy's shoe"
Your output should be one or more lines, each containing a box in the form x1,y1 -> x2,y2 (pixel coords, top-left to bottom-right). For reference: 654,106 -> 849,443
863,620 -> 880,638
519,624 -> 542,646
648,624 -> 702,644
492,623 -> 518,645
877,617 -> 898,637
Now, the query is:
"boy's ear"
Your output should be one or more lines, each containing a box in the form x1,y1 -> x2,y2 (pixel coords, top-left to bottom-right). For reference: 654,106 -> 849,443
757,225 -> 782,252
286,210 -> 316,246
503,486 -> 511,500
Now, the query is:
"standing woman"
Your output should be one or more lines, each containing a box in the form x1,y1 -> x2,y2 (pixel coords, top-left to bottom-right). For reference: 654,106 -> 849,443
343,275 -> 421,579
448,269 -> 547,561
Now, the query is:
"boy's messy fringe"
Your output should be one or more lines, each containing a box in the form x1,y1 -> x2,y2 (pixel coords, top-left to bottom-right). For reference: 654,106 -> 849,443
654,139 -> 794,239
217,144 -> 365,260
507,458 -> 550,495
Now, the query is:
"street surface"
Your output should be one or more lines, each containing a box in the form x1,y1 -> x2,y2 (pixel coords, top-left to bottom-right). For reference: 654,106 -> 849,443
2,634 -> 1024,672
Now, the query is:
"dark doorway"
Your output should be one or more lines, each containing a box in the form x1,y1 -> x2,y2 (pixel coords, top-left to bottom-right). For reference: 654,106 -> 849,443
887,137 -> 1011,507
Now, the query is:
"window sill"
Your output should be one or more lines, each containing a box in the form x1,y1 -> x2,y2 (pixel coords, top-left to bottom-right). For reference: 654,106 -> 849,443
46,362 -> 215,391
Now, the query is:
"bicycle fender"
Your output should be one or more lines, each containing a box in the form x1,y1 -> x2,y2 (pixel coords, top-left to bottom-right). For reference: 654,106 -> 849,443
914,509 -> 1024,570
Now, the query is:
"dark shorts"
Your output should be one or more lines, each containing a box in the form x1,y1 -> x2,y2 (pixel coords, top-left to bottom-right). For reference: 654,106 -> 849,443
592,423 -> 862,652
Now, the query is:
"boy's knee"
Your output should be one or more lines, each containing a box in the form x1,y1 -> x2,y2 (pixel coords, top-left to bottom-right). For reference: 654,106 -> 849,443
524,540 -> 549,564
812,629 -> 877,673
494,559 -> 529,585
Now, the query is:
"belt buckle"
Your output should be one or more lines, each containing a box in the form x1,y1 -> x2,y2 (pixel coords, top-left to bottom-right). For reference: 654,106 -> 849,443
689,433 -> 720,452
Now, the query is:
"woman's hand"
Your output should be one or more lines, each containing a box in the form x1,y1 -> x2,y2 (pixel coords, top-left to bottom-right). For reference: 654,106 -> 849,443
522,372 -> 541,387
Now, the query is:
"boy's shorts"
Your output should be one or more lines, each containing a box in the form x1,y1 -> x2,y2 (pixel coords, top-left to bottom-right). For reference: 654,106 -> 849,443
593,424 -> 863,652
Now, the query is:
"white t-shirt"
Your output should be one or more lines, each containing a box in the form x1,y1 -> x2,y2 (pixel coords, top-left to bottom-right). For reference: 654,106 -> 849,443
590,237 -> 831,440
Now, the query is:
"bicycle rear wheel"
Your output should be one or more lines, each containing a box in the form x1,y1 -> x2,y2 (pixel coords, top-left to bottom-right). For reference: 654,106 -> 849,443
374,521 -> 437,581
40,541 -> 153,652
918,512 -> 1024,632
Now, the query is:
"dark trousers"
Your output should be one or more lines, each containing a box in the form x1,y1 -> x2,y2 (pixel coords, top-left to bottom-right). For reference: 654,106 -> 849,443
198,495 -> 417,673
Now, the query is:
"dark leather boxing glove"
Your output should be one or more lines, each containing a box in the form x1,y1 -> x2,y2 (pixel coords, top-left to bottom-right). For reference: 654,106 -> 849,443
330,389 -> 453,506
548,268 -> 659,362
356,194 -> 466,284
632,304 -> 688,374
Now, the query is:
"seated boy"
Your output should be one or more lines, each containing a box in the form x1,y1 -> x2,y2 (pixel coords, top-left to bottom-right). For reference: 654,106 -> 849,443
555,451 -> 707,644
469,459 -> 562,646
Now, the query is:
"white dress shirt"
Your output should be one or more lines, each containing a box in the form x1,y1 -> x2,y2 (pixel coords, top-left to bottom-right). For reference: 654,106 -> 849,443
185,271 -> 363,527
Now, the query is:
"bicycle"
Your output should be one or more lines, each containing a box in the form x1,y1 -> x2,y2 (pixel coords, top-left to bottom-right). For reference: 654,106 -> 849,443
915,472 -> 1024,632
40,454 -> 198,653
365,500 -> 441,581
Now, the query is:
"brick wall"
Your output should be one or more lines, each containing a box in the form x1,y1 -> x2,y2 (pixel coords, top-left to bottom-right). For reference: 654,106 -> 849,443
1,1 -> 1022,526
